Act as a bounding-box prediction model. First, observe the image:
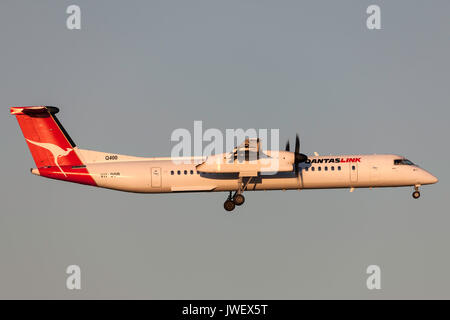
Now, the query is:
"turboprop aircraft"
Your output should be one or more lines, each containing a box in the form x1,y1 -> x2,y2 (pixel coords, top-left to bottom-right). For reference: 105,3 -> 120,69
11,106 -> 438,212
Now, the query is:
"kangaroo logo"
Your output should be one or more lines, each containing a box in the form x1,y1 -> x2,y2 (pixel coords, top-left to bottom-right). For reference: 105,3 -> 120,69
26,139 -> 73,177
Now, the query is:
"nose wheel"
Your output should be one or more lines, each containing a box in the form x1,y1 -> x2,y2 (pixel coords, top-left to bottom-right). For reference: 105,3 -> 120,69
412,185 -> 421,199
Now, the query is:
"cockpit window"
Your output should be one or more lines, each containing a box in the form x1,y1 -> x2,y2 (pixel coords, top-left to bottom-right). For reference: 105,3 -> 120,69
394,159 -> 414,165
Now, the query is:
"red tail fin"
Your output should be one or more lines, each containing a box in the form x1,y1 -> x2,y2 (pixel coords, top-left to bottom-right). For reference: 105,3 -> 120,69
11,106 -> 83,169
11,106 -> 96,186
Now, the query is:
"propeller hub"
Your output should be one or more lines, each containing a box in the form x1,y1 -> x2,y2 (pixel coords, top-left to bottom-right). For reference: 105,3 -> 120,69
285,134 -> 308,168
295,153 -> 308,163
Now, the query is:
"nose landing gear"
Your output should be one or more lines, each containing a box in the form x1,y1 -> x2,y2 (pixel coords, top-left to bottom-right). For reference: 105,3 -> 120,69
412,185 -> 421,199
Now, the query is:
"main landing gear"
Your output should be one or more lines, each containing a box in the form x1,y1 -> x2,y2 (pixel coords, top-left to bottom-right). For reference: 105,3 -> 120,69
234,194 -> 245,206
223,177 -> 251,211
223,191 -> 246,212
412,185 -> 421,199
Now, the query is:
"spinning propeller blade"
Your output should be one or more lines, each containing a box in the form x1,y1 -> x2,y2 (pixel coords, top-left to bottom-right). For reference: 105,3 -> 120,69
285,134 -> 308,186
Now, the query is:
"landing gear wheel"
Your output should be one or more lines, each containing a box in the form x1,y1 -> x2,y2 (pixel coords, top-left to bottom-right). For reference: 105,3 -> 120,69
233,194 -> 245,206
412,191 -> 420,199
224,199 -> 236,211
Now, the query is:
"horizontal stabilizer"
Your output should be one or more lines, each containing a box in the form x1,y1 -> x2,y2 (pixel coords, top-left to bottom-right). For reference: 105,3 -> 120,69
11,106 -> 60,115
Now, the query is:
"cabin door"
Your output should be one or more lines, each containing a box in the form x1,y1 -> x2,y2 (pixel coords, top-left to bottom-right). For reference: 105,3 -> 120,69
151,167 -> 161,188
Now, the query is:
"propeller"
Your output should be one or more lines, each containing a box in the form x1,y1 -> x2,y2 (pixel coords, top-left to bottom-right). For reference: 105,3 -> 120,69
285,134 -> 308,185
285,134 -> 308,168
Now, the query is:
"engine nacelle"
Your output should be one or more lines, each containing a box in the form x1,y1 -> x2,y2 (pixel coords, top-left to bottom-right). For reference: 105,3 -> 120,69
196,151 -> 294,175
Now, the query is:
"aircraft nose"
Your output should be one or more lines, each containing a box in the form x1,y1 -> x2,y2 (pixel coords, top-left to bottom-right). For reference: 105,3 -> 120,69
429,174 -> 438,184
423,171 -> 438,185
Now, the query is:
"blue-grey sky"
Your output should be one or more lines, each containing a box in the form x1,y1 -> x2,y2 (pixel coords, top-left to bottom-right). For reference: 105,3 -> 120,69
1,0 -> 449,298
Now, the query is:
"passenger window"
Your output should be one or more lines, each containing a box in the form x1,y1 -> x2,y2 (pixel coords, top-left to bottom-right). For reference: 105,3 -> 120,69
305,167 -> 308,172
311,167 -> 315,171
331,166 -> 334,171
184,170 -> 187,175
171,170 -> 174,175
324,166 -> 328,171
352,165 -> 355,170
177,170 -> 181,175
338,166 -> 341,171
190,170 -> 194,175
318,166 -> 321,171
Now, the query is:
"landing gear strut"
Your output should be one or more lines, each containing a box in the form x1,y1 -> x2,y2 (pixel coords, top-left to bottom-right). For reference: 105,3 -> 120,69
412,185 -> 421,199
223,177 -> 252,211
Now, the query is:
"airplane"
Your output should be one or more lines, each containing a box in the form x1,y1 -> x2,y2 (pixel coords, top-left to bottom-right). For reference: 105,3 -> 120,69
11,106 -> 438,212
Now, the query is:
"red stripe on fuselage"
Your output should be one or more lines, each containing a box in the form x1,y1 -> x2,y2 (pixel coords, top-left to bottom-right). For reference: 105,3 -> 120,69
37,166 -> 97,186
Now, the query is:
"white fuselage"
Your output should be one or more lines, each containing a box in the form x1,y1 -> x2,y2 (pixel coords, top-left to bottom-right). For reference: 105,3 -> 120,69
58,151 -> 437,194
14,106 -> 437,203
